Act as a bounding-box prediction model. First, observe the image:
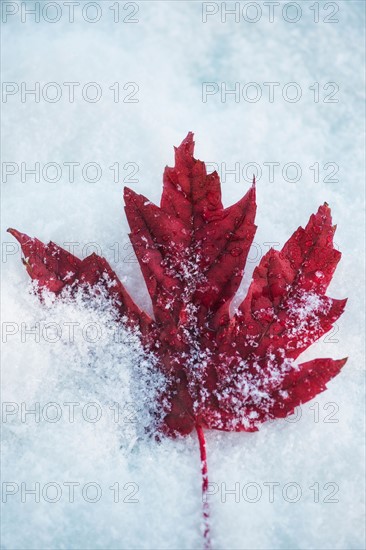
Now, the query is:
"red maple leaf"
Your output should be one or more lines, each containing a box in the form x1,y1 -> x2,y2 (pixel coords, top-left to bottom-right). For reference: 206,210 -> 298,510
8,133 -> 347,548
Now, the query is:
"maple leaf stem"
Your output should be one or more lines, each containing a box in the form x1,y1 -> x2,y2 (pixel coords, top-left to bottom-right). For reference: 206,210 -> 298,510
196,423 -> 211,550
9,137 -> 347,549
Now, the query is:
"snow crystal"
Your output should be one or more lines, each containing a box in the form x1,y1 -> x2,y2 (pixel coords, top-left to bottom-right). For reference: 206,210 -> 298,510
2,3 -> 364,549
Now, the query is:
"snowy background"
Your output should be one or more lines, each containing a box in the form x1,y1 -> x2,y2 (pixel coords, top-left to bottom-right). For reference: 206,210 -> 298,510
1,1 -> 365,549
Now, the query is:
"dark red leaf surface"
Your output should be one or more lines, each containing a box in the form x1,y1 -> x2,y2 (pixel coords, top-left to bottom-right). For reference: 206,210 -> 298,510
8,133 -> 347,438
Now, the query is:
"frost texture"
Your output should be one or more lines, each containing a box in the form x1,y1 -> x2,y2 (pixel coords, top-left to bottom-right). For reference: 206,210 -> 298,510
2,7 -> 364,547
9,133 -> 347,439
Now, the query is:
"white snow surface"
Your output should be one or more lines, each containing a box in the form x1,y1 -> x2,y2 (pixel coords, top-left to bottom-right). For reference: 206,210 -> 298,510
1,2 -> 365,549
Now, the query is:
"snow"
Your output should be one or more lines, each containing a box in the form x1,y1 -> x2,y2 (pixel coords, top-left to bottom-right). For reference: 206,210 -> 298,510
1,1 -> 365,549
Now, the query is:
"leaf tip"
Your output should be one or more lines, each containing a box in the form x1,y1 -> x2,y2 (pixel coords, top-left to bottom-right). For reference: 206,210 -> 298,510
123,186 -> 136,203
332,356 -> 348,374
7,227 -> 24,243
177,132 -> 195,158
